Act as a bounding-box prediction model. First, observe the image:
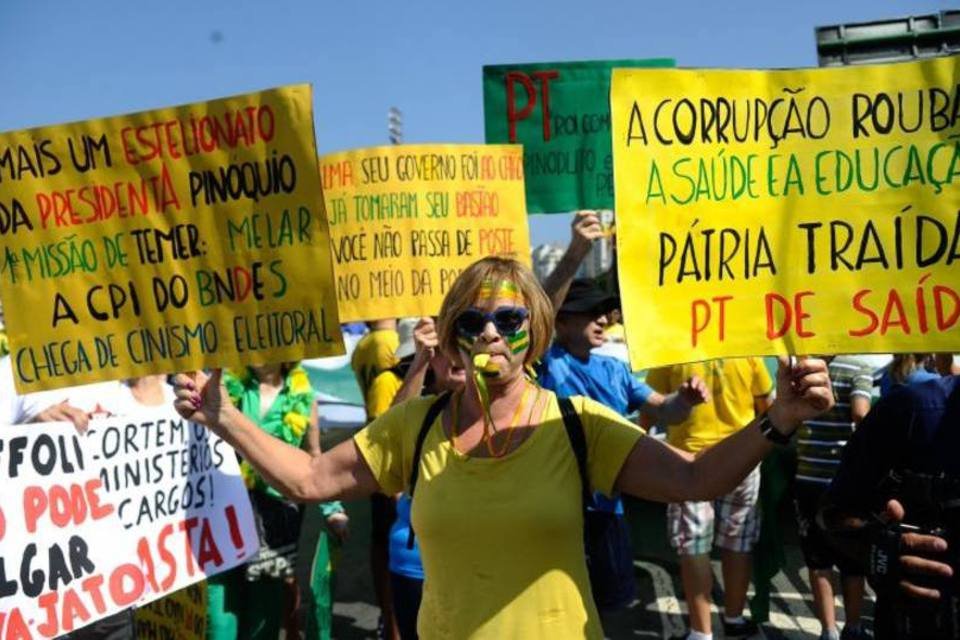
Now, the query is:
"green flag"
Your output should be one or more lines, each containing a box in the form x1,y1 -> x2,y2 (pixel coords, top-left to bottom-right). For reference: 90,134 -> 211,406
483,58 -> 674,213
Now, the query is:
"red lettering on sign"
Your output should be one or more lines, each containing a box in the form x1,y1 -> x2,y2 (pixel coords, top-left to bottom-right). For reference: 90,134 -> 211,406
504,70 -> 560,142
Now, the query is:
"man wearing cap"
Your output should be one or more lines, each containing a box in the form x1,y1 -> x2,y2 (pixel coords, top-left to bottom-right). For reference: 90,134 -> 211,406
539,277 -> 706,426
538,212 -> 709,620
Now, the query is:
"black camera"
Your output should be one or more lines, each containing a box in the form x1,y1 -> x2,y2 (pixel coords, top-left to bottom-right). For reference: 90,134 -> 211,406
868,471 -> 960,639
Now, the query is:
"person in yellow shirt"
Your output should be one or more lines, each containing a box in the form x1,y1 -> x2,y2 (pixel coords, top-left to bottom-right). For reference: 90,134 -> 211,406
174,258 -> 832,640
350,318 -> 406,640
646,358 -> 774,640
352,319 -> 401,419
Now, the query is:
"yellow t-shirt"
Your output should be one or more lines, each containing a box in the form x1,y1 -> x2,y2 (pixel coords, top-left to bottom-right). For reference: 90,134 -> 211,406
367,369 -> 403,420
603,322 -> 626,342
646,357 -> 773,453
354,392 -> 644,640
350,329 -> 399,418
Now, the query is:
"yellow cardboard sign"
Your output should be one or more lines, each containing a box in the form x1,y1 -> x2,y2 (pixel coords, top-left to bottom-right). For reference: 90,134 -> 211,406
612,56 -> 960,370
0,85 -> 343,392
320,144 -> 531,322
135,583 -> 206,640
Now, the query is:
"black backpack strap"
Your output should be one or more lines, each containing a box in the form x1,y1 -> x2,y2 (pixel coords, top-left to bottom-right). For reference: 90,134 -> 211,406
406,391 -> 452,549
559,396 -> 593,510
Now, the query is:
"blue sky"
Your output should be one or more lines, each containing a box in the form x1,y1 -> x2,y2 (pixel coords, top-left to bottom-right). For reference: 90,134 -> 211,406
0,0 -> 944,244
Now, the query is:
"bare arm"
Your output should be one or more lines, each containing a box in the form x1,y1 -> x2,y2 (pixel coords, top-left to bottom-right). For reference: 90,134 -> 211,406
28,400 -> 90,433
174,370 -> 381,503
616,417 -> 771,502
617,357 -> 832,502
302,401 -> 322,456
542,211 -> 602,312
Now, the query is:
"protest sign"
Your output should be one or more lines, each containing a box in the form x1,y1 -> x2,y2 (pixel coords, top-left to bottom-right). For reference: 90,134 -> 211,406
83,408 -> 258,600
611,56 -> 960,370
0,410 -> 257,639
484,59 -> 674,212
0,85 -> 343,393
135,583 -> 206,640
320,144 -> 531,322
0,422 -> 124,638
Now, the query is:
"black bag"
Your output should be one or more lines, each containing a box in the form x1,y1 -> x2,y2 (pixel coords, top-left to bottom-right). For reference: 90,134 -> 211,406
558,396 -> 637,611
405,393 -> 636,610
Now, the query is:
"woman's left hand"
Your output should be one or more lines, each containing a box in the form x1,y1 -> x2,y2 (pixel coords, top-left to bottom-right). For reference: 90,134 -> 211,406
768,356 -> 834,434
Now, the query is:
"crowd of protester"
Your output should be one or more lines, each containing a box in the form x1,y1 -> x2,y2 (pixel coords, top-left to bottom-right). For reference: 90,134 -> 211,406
3,213 -> 960,640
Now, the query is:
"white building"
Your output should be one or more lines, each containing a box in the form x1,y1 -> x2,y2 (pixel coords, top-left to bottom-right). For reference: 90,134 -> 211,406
531,244 -> 565,282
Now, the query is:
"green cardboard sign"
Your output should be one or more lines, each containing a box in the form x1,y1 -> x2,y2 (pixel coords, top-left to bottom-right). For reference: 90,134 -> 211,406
483,58 -> 675,213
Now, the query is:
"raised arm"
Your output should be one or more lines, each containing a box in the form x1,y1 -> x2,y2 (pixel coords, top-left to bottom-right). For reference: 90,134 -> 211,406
542,211 -> 603,313
617,357 -> 832,502
391,317 -> 436,407
174,370 -> 381,503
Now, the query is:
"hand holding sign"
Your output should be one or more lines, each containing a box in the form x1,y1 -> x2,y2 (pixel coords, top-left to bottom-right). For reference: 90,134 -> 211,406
768,357 -> 834,434
172,370 -> 235,435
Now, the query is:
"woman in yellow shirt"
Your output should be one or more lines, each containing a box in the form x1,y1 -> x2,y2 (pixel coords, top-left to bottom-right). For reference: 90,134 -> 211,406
173,257 -> 833,639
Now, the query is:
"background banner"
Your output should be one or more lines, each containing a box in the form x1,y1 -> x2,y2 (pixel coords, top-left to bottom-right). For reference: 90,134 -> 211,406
0,85 -> 343,393
320,144 -> 531,322
612,56 -> 960,370
134,583 -> 206,640
0,409 -> 257,639
484,58 -> 674,213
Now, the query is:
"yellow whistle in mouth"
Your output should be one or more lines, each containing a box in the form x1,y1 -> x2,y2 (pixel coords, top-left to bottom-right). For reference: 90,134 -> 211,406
473,353 -> 500,376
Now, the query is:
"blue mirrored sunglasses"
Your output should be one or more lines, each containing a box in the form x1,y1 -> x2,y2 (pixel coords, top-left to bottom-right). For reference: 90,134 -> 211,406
455,306 -> 528,337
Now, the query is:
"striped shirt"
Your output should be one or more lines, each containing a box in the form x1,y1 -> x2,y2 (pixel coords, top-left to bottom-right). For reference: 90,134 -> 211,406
795,355 -> 873,485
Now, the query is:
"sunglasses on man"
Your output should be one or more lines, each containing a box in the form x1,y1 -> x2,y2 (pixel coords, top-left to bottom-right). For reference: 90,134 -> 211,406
455,306 -> 528,338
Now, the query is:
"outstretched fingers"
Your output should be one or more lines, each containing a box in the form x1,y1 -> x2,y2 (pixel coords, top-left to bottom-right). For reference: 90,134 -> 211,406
897,528 -> 952,600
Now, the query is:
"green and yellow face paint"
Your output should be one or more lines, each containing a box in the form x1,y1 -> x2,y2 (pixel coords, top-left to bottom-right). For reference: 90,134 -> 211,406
477,278 -> 524,305
505,329 -> 530,355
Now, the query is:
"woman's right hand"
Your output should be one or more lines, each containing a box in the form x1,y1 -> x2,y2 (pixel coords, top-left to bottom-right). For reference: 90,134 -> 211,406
173,369 -> 235,433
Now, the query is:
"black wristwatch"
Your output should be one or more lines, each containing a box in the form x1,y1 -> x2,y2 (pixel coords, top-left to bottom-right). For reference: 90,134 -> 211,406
757,412 -> 793,445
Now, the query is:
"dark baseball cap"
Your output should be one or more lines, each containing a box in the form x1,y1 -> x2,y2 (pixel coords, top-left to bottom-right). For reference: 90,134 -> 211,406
558,279 -> 620,315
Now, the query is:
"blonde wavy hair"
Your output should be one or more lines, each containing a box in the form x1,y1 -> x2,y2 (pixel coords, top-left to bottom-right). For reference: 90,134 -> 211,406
437,257 -> 553,366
